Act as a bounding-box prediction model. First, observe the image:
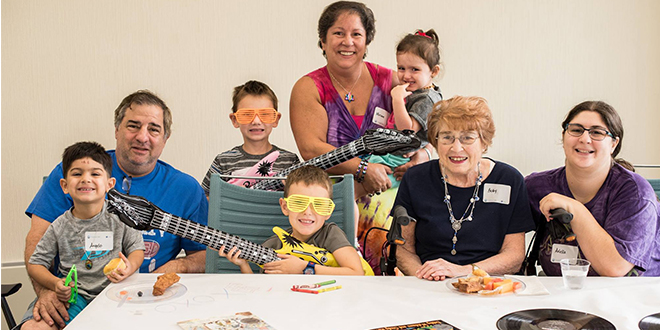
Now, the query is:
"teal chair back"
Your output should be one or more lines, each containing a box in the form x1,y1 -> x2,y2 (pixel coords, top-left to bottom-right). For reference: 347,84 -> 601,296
648,178 -> 660,200
205,173 -> 355,273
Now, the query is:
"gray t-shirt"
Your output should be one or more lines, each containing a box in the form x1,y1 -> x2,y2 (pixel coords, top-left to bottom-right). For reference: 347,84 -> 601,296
201,145 -> 300,195
29,203 -> 144,300
262,222 -> 351,253
397,85 -> 442,146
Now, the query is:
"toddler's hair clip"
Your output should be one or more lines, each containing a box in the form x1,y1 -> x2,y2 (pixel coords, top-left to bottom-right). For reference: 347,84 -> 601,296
414,31 -> 432,39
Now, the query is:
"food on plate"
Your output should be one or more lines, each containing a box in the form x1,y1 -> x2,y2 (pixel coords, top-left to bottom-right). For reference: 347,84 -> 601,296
153,272 -> 180,296
450,267 -> 523,295
103,257 -> 126,275
452,276 -> 482,293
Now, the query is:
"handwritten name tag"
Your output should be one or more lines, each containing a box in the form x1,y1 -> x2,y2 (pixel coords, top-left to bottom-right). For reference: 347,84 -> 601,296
85,231 -> 113,251
482,183 -> 511,205
551,243 -> 579,263
372,107 -> 390,127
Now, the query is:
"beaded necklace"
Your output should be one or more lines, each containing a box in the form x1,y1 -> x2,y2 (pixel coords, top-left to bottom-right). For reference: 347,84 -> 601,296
328,66 -> 362,103
441,162 -> 483,255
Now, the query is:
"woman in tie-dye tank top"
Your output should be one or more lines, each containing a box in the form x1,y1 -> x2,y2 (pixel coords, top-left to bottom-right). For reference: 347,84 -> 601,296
289,1 -> 429,274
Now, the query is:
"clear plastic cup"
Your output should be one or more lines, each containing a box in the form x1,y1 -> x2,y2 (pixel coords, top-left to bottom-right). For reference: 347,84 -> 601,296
560,258 -> 590,289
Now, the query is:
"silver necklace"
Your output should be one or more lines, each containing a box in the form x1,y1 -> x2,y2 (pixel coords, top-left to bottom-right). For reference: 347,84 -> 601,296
328,66 -> 362,103
441,162 -> 482,255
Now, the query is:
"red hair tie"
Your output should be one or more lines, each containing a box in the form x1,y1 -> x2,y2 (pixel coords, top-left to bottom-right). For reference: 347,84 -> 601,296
414,31 -> 432,39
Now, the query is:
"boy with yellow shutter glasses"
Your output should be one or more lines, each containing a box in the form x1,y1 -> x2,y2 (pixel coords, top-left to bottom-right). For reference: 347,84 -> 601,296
219,165 -> 365,275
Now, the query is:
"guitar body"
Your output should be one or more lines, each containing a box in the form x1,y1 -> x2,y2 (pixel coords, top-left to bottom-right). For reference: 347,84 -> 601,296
271,227 -> 374,276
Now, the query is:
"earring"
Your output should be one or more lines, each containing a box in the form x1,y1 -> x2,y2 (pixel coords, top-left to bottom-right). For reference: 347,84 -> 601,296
363,48 -> 368,59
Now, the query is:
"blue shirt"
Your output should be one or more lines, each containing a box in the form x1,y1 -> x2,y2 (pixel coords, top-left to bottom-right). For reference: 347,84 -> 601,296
26,150 -> 209,273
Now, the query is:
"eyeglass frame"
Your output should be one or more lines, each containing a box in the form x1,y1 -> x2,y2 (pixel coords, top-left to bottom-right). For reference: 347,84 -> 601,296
563,123 -> 614,141
436,132 -> 481,145
283,194 -> 336,216
232,108 -> 279,124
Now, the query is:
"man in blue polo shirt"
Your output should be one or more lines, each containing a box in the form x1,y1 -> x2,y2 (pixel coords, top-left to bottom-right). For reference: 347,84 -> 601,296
21,90 -> 208,329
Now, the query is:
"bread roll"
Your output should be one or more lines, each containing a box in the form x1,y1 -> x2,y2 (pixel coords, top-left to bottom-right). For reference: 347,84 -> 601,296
103,258 -> 126,275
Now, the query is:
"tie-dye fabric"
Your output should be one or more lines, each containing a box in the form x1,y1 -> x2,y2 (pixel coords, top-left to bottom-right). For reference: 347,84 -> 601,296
306,62 -> 393,148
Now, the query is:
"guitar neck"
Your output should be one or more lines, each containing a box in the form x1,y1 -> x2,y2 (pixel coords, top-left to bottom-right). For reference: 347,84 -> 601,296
150,210 -> 280,265
252,137 -> 367,190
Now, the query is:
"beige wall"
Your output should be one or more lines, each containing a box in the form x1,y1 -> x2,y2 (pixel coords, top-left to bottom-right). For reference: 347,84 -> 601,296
3,0 -> 660,271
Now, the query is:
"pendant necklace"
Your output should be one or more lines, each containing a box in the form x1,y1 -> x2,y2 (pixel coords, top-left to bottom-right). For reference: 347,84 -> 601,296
441,162 -> 482,255
328,65 -> 362,103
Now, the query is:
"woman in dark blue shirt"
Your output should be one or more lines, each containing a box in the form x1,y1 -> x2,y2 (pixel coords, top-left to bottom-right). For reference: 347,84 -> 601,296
393,96 -> 534,281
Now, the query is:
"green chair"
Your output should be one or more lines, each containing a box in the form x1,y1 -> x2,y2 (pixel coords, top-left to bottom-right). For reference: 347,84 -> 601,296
205,173 -> 355,274
648,179 -> 660,200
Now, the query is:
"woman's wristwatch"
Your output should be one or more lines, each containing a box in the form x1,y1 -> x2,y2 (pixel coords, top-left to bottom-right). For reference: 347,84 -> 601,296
303,261 -> 316,274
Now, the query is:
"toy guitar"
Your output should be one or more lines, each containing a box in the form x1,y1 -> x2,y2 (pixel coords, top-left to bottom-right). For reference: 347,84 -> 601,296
106,189 -> 374,275
251,128 -> 421,191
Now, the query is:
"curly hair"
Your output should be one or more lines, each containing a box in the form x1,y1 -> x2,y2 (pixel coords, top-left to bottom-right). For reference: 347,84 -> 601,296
427,96 -> 496,152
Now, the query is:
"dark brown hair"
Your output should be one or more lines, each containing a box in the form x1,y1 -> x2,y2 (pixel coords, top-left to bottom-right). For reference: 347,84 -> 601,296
317,1 -> 376,55
231,80 -> 278,113
62,141 -> 112,178
561,101 -> 624,158
114,90 -> 172,138
283,165 -> 333,198
396,29 -> 442,73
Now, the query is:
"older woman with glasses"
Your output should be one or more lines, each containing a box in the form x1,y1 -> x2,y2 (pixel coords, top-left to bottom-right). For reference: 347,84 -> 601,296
525,101 -> 660,277
393,96 -> 535,280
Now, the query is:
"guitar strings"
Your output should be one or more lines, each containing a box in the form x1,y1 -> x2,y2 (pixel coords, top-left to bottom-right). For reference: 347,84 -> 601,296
138,208 -> 279,265
253,137 -> 368,190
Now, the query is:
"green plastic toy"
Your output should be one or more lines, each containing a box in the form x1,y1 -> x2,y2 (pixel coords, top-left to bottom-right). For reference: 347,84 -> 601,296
64,264 -> 78,304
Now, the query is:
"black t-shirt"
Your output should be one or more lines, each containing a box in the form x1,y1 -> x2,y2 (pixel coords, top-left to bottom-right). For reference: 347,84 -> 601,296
393,158 -> 534,265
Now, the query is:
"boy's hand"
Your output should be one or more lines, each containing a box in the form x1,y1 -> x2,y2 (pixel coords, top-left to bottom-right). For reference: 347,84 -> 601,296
263,254 -> 307,274
106,252 -> 133,283
54,278 -> 71,302
218,245 -> 248,268
391,83 -> 412,101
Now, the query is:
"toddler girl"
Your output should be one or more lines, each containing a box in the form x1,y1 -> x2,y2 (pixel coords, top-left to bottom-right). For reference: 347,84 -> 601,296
368,29 -> 443,191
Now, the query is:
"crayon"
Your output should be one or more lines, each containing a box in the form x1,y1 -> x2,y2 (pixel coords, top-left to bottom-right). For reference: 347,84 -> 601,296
292,279 -> 336,289
315,280 -> 336,287
291,288 -> 319,294
317,285 -> 342,293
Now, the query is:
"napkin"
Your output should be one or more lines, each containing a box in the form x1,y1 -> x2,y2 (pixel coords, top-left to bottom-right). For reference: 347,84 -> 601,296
509,275 -> 550,295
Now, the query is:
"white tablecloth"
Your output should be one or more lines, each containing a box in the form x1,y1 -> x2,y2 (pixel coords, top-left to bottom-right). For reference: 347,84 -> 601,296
67,273 -> 660,329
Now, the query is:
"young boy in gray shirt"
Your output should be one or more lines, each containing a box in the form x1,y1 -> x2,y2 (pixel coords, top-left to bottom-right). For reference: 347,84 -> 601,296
27,142 -> 144,327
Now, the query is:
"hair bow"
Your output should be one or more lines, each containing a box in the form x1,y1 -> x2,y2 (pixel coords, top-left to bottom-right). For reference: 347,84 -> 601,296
414,31 -> 432,39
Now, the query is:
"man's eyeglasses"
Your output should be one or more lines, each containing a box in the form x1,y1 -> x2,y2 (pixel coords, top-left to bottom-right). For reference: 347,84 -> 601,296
122,176 -> 132,195
437,133 -> 480,145
233,108 -> 279,125
283,194 -> 335,216
564,123 -> 614,141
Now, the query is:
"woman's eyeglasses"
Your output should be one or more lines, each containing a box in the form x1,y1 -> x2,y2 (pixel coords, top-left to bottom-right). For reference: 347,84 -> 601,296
122,176 -> 132,194
283,194 -> 335,216
437,134 -> 480,145
564,123 -> 614,141
233,108 -> 279,124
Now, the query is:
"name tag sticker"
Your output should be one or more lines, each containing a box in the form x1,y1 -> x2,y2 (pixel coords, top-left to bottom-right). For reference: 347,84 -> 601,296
372,107 -> 390,127
551,243 -> 579,263
85,231 -> 113,251
482,183 -> 511,205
